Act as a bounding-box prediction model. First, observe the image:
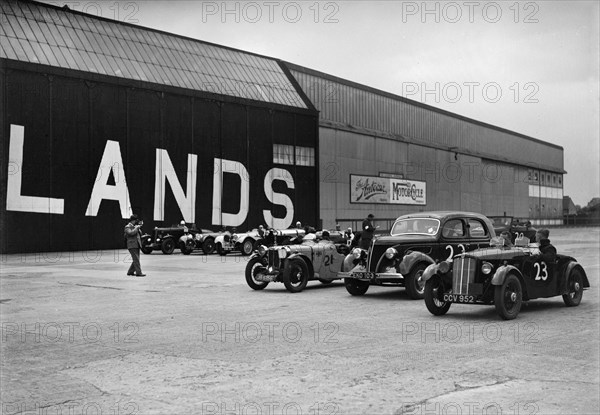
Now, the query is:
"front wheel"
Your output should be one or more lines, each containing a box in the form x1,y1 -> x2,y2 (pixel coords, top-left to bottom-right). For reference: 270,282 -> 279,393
141,245 -> 153,255
241,239 -> 254,256
161,238 -> 175,255
405,263 -> 427,300
344,278 -> 369,296
424,277 -> 451,316
283,258 -> 310,293
563,267 -> 584,307
202,238 -> 216,255
245,257 -> 269,290
494,274 -> 522,320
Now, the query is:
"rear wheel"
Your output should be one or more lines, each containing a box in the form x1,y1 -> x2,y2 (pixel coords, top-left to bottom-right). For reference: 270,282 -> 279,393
245,257 -> 269,290
494,274 -> 522,320
405,263 -> 427,300
424,277 -> 451,316
344,278 -> 369,296
283,258 -> 309,293
563,267 -> 584,307
161,238 -> 175,255
202,238 -> 216,255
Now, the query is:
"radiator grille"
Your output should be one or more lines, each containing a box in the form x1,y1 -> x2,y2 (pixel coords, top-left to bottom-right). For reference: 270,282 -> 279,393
453,257 -> 477,295
267,250 -> 279,267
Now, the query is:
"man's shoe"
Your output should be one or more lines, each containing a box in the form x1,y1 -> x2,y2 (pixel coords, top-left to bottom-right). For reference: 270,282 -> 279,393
135,273 -> 146,277
127,273 -> 134,276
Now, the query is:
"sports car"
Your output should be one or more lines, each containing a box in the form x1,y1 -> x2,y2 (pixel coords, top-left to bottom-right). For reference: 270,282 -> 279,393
245,232 -> 347,293
488,215 -> 537,243
178,229 -> 229,255
422,236 -> 590,319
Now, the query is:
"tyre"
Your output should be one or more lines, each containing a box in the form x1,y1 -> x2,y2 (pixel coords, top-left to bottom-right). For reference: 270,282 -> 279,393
245,257 -> 269,290
179,240 -> 194,255
344,278 -> 369,296
405,263 -> 427,300
241,239 -> 254,256
161,238 -> 175,255
283,258 -> 310,293
563,267 -> 584,307
201,238 -> 216,255
141,244 -> 153,255
494,274 -> 522,320
424,277 -> 451,316
318,279 -> 333,285
216,243 -> 227,256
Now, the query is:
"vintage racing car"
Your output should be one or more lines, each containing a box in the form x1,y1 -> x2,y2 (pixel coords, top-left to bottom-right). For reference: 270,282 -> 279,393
422,236 -> 590,319
178,229 -> 229,255
141,222 -> 196,254
245,231 -> 347,293
488,215 -> 537,243
214,229 -> 261,256
338,211 -> 495,299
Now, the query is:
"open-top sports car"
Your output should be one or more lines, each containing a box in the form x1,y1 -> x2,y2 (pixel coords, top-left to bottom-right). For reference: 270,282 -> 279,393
338,211 -> 495,299
178,229 -> 229,255
141,222 -> 197,255
421,236 -> 590,320
215,229 -> 261,256
245,232 -> 348,293
488,215 -> 537,243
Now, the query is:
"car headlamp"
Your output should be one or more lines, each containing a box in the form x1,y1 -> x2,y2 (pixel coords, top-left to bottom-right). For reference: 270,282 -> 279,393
352,248 -> 363,259
195,234 -> 202,241
438,261 -> 450,274
482,262 -> 493,275
258,245 -> 267,256
232,235 -> 239,242
385,247 -> 398,259
278,247 -> 290,259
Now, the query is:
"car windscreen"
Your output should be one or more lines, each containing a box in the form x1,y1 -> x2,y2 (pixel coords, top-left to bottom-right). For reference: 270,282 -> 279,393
390,218 -> 440,236
490,217 -> 512,226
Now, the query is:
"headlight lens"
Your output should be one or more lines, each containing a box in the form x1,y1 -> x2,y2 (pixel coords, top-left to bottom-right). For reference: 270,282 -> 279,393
258,245 -> 267,256
438,261 -> 450,274
232,235 -> 239,242
352,248 -> 363,259
385,247 -> 398,259
482,262 -> 493,274
277,247 -> 289,259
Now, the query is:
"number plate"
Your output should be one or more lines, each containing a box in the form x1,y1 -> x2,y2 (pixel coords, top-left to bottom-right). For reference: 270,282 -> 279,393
443,294 -> 475,303
350,272 -> 375,279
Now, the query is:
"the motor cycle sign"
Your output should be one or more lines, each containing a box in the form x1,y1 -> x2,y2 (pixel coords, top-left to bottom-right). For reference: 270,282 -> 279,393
350,175 -> 426,205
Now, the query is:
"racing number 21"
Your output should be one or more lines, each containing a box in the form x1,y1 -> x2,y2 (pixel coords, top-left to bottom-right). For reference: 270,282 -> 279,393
534,261 -> 548,281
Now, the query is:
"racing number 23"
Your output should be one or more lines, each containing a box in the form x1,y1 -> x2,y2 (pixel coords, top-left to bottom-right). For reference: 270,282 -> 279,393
445,244 -> 465,261
534,261 -> 548,281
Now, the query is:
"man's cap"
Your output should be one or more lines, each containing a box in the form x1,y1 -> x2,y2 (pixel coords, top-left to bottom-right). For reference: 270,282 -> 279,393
130,214 -> 139,221
537,228 -> 550,238
368,214 -> 374,218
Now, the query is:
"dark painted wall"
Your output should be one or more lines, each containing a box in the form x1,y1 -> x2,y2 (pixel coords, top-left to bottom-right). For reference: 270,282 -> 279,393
1,63 -> 318,253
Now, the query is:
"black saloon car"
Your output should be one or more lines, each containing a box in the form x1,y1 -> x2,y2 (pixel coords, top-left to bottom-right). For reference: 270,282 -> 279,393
422,236 -> 590,320
141,223 -> 196,255
338,211 -> 495,299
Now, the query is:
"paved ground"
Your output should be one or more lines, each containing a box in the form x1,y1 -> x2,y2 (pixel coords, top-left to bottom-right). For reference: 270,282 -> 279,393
1,227 -> 599,415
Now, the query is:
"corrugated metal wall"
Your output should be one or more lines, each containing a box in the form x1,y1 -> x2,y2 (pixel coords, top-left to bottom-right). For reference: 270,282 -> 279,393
291,69 -> 564,173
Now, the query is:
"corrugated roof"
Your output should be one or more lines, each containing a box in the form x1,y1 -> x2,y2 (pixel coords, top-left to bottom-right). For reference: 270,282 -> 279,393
0,0 -> 307,108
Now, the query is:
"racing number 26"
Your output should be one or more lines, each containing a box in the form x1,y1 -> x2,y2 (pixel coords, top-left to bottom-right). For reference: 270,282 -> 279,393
534,261 -> 548,281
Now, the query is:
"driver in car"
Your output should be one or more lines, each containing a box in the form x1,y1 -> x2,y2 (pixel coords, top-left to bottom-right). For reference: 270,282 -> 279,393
531,228 -> 557,262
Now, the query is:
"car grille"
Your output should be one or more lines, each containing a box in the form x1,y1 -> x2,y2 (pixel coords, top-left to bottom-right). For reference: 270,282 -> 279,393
453,257 -> 477,295
267,250 -> 279,268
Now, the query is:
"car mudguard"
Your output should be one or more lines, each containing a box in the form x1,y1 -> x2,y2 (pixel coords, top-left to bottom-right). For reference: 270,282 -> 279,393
491,265 -> 523,286
422,262 -> 442,282
399,251 -> 435,276
287,254 -> 314,278
559,261 -> 590,294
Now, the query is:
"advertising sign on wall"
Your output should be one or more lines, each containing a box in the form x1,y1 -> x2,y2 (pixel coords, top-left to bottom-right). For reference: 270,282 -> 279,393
350,175 -> 426,205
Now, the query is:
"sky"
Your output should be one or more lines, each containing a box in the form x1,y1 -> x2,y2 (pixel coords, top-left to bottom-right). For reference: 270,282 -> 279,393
48,0 -> 600,206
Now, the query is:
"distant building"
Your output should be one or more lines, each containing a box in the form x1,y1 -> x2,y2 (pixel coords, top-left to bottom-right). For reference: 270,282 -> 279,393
563,196 -> 577,215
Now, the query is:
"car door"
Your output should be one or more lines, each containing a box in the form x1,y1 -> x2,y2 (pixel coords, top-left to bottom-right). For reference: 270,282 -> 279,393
438,218 -> 469,262
316,241 -> 340,279
520,254 -> 559,299
466,218 -> 492,251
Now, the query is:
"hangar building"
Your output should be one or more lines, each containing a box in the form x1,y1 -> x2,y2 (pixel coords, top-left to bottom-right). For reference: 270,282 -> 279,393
0,0 -> 564,254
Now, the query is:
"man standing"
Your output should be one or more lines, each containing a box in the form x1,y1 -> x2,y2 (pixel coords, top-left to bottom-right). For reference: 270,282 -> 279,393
125,214 -> 146,277
360,213 -> 376,249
